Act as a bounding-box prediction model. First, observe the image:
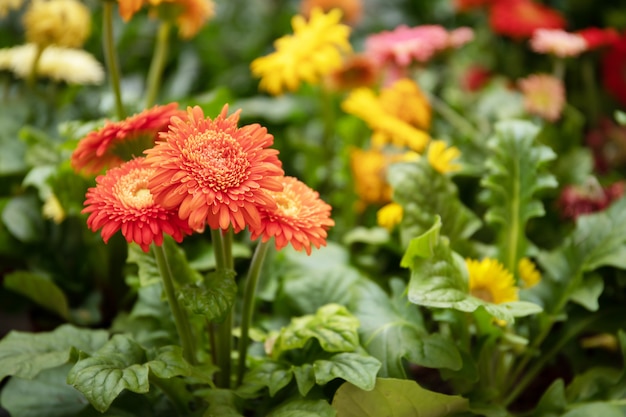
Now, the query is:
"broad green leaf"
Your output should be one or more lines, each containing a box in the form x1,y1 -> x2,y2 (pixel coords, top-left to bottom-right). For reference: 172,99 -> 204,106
293,363 -> 316,396
266,399 -> 336,417
532,379 -> 567,417
569,274 -> 603,311
562,403 -> 624,417
0,364 -> 89,417
332,378 -> 469,417
273,304 -> 360,357
400,216 -> 442,268
1,193 -> 44,243
239,360 -> 293,397
313,352 -> 381,391
0,324 -> 108,382
203,389 -> 244,417
4,270 -> 69,320
127,245 -> 161,287
538,197 -> 626,312
388,160 -> 481,248
179,271 -> 237,323
479,119 -> 557,271
353,278 -> 461,377
67,335 -> 191,412
405,218 -> 542,322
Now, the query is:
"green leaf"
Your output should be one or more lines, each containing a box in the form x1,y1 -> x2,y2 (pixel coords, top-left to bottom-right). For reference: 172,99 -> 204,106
240,360 -> 293,397
313,352 -> 381,391
203,389 -> 244,417
293,363 -> 316,396
479,119 -> 557,270
0,324 -> 108,382
331,378 -> 469,417
400,216 -> 442,268
569,274 -> 603,311
273,304 -> 361,357
562,403 -> 625,417
353,278 -> 461,377
67,335 -> 192,412
531,379 -> 567,417
179,270 -> 237,323
1,193 -> 45,243
388,160 -> 481,248
127,245 -> 161,287
266,399 -> 336,417
405,218 -> 542,322
0,364 -> 89,417
4,270 -> 70,320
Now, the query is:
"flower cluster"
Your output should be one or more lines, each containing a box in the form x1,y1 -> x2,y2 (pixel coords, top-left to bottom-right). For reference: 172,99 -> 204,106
76,104 -> 334,254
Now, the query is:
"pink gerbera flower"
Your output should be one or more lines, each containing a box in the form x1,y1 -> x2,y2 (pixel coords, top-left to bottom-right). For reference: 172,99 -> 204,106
248,176 -> 334,255
82,157 -> 192,252
144,105 -> 284,233
530,29 -> 587,57
518,73 -> 565,122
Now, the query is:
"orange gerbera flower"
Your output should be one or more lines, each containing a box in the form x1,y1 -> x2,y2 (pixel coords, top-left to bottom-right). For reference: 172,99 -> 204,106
248,176 -> 334,255
489,0 -> 565,39
71,103 -> 184,176
145,105 -> 284,233
83,157 -> 192,252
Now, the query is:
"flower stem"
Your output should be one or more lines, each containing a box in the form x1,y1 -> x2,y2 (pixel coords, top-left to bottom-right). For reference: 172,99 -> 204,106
236,240 -> 271,386
145,20 -> 171,108
211,228 -> 234,388
102,1 -> 125,119
153,243 -> 197,365
27,44 -> 45,89
428,92 -> 483,144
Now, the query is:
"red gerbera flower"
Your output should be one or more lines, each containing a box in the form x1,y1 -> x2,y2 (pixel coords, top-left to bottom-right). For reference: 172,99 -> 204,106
145,105 -> 284,233
577,27 -> 620,50
248,176 -> 334,255
71,103 -> 185,175
82,157 -> 192,252
602,32 -> 626,107
489,0 -> 565,39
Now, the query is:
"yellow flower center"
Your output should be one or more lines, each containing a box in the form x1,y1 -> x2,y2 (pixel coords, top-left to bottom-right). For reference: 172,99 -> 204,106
274,188 -> 300,218
116,169 -> 154,209
187,132 -> 250,191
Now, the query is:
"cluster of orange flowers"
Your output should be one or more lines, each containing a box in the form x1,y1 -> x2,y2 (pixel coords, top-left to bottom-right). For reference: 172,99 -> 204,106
72,104 -> 334,255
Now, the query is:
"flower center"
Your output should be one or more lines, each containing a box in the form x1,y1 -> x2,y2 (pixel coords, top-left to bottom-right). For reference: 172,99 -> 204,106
116,169 -> 154,209
471,287 -> 494,303
274,191 -> 300,217
186,131 -> 250,191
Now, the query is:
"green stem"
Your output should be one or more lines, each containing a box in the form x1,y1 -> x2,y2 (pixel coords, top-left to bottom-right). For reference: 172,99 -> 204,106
581,57 -> 599,126
211,228 -> 234,388
145,20 -> 171,108
153,244 -> 197,365
428,93 -> 483,144
236,240 -> 271,386
102,1 -> 125,119
27,44 -> 45,88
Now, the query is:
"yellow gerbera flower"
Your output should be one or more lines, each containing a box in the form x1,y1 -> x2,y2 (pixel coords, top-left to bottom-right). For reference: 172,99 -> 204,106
518,257 -> 541,288
342,83 -> 431,152
427,140 -> 461,174
466,258 -> 519,304
23,0 -> 91,49
377,202 -> 403,230
251,7 -> 352,95
379,78 -> 431,131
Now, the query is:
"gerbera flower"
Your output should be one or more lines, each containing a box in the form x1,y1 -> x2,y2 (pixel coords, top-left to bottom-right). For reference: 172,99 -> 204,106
1,44 -> 104,85
145,105 -> 284,232
427,140 -> 461,174
517,257 -> 541,288
602,32 -> 626,107
119,0 -> 214,38
342,85 -> 431,152
248,176 -> 334,255
466,258 -> 519,304
530,29 -> 587,58
577,27 -> 619,50
377,202 -> 403,230
300,0 -> 363,25
518,73 -> 565,122
461,65 -> 492,92
71,103 -> 184,175
82,158 -> 192,252
379,78 -> 431,131
0,0 -> 24,17
557,178 -> 625,221
23,0 -> 91,49
324,53 -> 379,92
489,0 -> 565,39
251,7 -> 352,95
